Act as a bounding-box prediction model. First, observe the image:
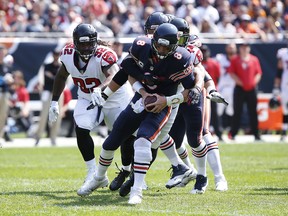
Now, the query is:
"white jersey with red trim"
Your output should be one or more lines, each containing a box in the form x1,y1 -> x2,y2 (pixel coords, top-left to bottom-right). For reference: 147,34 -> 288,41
186,44 -> 203,66
277,47 -> 288,114
277,48 -> 288,92
215,53 -> 235,116
60,44 -> 133,109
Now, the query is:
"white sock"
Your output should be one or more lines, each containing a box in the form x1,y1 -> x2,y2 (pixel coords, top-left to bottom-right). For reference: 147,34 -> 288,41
192,141 -> 207,176
177,144 -> 194,168
133,137 -> 151,191
133,173 -> 145,191
203,133 -> 224,178
122,165 -> 131,172
85,158 -> 97,172
96,148 -> 115,177
160,136 -> 183,166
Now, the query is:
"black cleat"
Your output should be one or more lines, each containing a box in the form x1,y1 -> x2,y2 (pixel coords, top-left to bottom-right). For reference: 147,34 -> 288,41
109,164 -> 130,191
119,173 -> 134,197
191,175 -> 208,194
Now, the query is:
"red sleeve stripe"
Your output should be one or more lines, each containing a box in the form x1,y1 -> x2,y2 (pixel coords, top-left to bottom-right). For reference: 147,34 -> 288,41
149,107 -> 172,142
169,65 -> 193,81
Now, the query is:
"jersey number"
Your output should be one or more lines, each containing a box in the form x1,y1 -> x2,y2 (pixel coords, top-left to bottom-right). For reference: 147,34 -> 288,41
73,77 -> 101,93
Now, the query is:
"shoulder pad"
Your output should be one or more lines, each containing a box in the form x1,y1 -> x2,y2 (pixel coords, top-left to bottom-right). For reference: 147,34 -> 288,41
95,46 -> 118,67
130,36 -> 151,60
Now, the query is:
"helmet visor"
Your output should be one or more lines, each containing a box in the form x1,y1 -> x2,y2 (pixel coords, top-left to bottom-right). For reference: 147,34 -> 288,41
178,33 -> 189,47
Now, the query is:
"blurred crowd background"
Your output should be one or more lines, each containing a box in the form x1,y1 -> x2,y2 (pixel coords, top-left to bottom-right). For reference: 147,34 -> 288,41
1,0 -> 288,41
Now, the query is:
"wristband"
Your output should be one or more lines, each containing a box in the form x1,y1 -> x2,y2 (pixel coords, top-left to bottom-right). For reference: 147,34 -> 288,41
103,87 -> 114,98
132,81 -> 144,94
52,95 -> 60,101
206,85 -> 216,95
166,93 -> 184,106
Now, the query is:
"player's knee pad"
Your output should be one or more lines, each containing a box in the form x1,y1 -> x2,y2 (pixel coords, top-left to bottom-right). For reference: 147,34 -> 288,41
134,137 -> 152,163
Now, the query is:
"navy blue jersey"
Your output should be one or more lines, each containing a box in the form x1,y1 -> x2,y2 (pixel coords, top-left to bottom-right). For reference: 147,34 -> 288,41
126,36 -> 195,96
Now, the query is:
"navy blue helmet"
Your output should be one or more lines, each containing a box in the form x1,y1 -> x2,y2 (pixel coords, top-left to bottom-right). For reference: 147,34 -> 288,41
144,12 -> 169,35
152,23 -> 179,59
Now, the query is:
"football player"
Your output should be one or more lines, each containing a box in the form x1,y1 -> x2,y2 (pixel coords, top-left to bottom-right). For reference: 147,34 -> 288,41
272,46 -> 288,141
108,12 -> 197,193
48,23 -> 134,197
91,23 -> 204,204
165,17 -> 228,192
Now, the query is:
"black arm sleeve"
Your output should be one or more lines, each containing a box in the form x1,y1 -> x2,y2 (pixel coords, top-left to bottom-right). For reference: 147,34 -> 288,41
112,68 -> 128,86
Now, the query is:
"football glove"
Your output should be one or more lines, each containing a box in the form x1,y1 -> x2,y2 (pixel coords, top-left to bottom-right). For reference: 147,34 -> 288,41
187,86 -> 202,105
49,101 -> 59,123
91,87 -> 105,106
207,90 -> 229,106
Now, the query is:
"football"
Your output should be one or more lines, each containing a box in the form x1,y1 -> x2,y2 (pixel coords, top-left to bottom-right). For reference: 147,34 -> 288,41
144,95 -> 157,111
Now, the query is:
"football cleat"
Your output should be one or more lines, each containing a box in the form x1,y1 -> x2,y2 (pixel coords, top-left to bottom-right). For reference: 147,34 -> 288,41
77,175 -> 109,197
190,175 -> 208,194
215,176 -> 228,191
128,187 -> 143,205
166,164 -> 196,189
119,173 -> 134,197
178,166 -> 198,187
119,172 -> 148,197
109,164 -> 130,191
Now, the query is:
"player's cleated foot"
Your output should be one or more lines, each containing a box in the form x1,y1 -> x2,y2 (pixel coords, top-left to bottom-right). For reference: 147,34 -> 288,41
166,164 -> 194,189
77,175 -> 109,197
109,164 -> 130,191
190,175 -> 208,194
119,173 -> 134,197
128,187 -> 143,205
215,176 -> 228,191
178,166 -> 198,187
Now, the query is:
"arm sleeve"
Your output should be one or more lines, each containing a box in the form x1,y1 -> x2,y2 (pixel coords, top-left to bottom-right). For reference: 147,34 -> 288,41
112,68 -> 129,86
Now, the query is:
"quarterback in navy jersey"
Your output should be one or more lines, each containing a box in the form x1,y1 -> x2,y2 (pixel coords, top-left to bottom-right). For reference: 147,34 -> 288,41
93,23 -> 203,205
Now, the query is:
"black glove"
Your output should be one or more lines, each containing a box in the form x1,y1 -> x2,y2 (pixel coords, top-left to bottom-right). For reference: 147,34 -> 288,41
187,86 -> 202,105
141,73 -> 158,86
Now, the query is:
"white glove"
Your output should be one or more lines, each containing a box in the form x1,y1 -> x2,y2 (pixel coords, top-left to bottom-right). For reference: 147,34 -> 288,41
49,101 -> 59,123
91,87 -> 105,106
131,98 -> 144,113
207,91 -> 229,106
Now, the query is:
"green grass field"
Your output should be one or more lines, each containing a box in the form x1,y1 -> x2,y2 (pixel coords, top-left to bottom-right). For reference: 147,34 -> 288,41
0,143 -> 288,216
